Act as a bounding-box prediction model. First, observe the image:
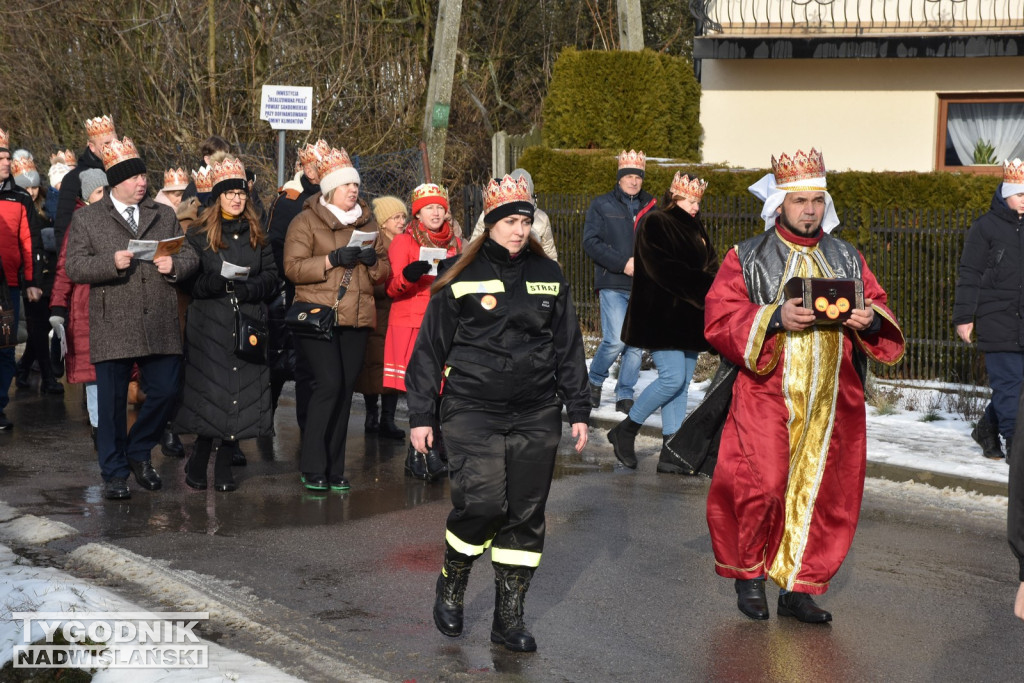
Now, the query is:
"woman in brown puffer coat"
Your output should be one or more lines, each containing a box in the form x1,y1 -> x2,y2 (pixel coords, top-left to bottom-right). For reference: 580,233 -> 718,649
283,145 -> 390,492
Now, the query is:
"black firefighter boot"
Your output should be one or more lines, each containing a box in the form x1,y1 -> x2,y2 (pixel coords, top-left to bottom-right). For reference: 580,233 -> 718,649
490,563 -> 537,652
971,413 -> 1004,459
433,547 -> 474,637
607,417 -> 641,469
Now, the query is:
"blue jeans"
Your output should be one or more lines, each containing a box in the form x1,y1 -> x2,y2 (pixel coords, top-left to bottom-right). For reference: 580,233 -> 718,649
588,288 -> 641,401
629,349 -> 699,435
984,351 -> 1024,441
0,289 -> 20,414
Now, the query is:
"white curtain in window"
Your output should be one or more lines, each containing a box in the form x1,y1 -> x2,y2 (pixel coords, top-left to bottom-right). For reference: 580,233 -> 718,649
947,102 -> 1024,165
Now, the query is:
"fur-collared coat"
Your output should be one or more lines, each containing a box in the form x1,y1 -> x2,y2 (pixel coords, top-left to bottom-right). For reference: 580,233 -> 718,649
64,194 -> 199,363
622,204 -> 718,351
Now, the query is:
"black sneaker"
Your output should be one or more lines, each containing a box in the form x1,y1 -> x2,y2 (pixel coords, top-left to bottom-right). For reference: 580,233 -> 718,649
0,413 -> 12,431
301,473 -> 329,491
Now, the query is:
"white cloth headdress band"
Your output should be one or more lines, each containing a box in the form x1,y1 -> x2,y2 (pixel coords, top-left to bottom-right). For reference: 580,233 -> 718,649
748,173 -> 840,234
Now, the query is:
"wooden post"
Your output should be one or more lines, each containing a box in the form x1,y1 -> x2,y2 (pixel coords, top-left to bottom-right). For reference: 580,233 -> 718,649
617,0 -> 643,51
422,0 -> 463,181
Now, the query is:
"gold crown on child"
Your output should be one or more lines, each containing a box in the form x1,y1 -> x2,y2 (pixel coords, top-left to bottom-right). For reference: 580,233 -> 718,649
1005,159 -> 1024,185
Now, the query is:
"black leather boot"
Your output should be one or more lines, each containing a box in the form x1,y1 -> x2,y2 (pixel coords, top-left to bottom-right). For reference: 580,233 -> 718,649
607,417 -> 641,469
971,414 -> 1004,459
185,438 -> 212,490
426,446 -> 448,482
433,548 -> 474,637
364,394 -> 380,434
405,444 -> 429,480
378,394 -> 405,440
214,441 -> 238,492
14,361 -> 30,389
161,422 -> 185,458
777,591 -> 831,623
490,564 -> 537,652
656,433 -> 696,475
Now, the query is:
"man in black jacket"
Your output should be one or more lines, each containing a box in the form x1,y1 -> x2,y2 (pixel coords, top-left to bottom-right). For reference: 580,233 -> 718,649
53,116 -> 116,254
582,149 -> 655,415
954,158 -> 1024,459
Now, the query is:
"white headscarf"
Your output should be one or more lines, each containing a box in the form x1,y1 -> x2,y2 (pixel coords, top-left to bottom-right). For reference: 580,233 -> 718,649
748,173 -> 840,234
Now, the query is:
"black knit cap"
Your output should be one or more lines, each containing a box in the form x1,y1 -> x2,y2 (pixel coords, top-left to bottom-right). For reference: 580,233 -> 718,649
106,158 -> 147,188
210,177 -> 246,201
617,167 -> 644,181
484,200 -> 534,225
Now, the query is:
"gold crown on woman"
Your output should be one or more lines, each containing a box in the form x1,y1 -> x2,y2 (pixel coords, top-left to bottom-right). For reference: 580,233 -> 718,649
84,115 -> 115,139
669,172 -> 708,201
100,137 -> 140,170
411,183 -> 449,204
211,157 -> 246,186
772,148 -> 826,185
1005,158 -> 1024,185
11,156 -> 37,177
297,139 -> 330,166
162,167 -> 189,190
50,149 -> 77,167
315,146 -> 353,178
618,149 -> 646,171
192,166 -> 213,193
0,128 -> 8,149
483,175 -> 531,215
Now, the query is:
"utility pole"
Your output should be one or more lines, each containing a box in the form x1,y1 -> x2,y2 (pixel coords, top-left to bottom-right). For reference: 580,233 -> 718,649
617,0 -> 643,51
421,0 -> 463,182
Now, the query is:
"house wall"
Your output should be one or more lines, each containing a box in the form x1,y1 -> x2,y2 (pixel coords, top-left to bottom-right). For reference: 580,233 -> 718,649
699,57 -> 1023,171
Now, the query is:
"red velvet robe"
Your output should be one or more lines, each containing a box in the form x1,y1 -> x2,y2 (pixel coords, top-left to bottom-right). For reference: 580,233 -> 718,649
704,225 -> 905,594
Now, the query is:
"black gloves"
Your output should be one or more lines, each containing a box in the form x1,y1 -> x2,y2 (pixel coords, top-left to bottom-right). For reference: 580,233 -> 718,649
232,281 -> 250,302
328,246 -> 361,268
357,247 -> 377,266
403,260 -> 432,282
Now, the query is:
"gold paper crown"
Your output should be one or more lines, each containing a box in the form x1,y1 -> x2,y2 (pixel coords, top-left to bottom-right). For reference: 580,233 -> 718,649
1005,158 -> 1024,185
162,167 -> 189,190
100,137 -> 140,170
11,156 -> 37,178
84,115 -> 115,140
50,149 -> 77,167
298,139 -> 330,166
483,175 -> 532,216
211,157 -> 246,187
669,172 -> 708,202
772,148 -> 826,186
411,183 -> 449,205
192,166 -> 213,194
617,149 -> 646,171
315,146 -> 353,180
0,128 -> 8,149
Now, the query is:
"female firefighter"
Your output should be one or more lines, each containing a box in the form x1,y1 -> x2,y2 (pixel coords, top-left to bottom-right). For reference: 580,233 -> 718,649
404,174 -> 591,652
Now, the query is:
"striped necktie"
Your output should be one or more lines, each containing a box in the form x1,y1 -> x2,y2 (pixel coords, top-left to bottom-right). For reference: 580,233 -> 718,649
124,206 -> 137,234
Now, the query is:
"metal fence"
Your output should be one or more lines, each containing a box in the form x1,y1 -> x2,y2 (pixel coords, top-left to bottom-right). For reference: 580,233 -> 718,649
464,188 -> 984,385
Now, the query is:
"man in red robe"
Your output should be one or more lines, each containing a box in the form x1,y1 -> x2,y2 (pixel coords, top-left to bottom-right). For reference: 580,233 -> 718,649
704,148 -> 905,623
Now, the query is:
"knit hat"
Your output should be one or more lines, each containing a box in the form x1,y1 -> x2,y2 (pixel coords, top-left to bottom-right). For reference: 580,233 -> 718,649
11,150 -> 40,189
48,162 -> 71,188
1002,159 -> 1024,198
79,169 -> 108,201
101,137 -> 146,188
483,175 -> 534,224
410,183 -> 449,216
617,149 -> 646,180
509,168 -> 535,196
372,195 -> 407,225
210,157 -> 247,200
316,147 -> 360,196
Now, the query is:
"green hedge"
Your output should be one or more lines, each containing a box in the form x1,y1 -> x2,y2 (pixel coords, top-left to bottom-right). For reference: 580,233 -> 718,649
541,48 -> 701,159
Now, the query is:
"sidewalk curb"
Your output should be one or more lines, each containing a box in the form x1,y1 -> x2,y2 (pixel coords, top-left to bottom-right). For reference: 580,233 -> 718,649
584,413 -> 1009,498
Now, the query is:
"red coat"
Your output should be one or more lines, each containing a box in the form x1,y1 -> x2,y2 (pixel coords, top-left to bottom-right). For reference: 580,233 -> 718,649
385,229 -> 461,327
49,200 -> 95,384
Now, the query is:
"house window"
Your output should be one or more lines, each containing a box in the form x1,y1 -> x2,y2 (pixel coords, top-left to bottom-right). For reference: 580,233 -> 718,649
937,94 -> 1024,173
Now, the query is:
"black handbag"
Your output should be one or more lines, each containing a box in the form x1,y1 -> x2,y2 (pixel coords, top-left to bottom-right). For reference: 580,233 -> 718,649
285,270 -> 352,341
0,261 -> 14,350
231,294 -> 268,364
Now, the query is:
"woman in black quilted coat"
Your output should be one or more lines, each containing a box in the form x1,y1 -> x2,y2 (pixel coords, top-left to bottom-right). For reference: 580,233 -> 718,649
175,157 -> 278,491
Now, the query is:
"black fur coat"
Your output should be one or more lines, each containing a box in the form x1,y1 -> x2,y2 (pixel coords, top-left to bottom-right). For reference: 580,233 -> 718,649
622,204 -> 718,351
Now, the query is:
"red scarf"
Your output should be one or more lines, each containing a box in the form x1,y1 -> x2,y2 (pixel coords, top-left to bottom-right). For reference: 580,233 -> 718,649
408,218 -> 460,254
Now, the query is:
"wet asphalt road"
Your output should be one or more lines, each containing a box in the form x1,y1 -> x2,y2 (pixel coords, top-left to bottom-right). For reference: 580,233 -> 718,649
2,381 -> 1024,682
